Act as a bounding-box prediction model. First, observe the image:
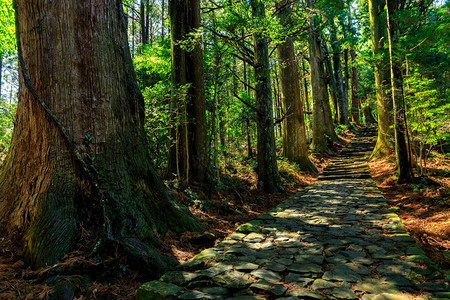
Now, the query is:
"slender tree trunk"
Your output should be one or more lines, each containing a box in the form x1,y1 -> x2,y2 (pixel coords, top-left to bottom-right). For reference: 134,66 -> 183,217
323,42 -> 339,124
302,59 -> 312,133
386,0 -> 413,183
343,48 -> 350,125
243,61 -> 253,158
1,0 -> 201,271
251,0 -> 282,193
132,4 -> 135,56
330,26 -> 346,125
369,0 -> 394,158
350,50 -> 360,125
140,0 -> 147,46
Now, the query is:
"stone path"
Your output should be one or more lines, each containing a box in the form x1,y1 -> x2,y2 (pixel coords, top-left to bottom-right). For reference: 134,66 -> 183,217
137,128 -> 449,300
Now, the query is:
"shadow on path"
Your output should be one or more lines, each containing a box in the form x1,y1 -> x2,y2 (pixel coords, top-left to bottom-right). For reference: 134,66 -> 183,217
137,127 -> 449,299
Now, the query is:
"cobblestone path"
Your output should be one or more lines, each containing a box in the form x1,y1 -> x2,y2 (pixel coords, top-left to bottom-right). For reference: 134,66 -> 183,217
137,128 -> 449,300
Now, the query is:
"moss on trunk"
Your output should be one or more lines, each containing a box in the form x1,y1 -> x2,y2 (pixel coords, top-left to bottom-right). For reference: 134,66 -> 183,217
0,0 -> 201,273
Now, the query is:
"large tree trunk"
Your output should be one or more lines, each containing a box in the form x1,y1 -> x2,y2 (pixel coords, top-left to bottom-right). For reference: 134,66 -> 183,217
317,38 -> 339,142
0,0 -> 201,272
386,0 -> 413,183
168,0 -> 210,186
251,0 -> 282,193
276,0 -> 316,172
350,50 -> 360,125
369,0 -> 394,158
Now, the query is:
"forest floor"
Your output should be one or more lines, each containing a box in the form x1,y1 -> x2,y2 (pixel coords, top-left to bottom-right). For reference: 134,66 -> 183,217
0,128 -> 449,299
368,152 -> 450,273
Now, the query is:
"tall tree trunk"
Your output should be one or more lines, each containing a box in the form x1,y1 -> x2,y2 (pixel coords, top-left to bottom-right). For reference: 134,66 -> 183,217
168,0 -> 210,186
386,0 -> 413,183
277,35 -> 316,171
251,0 -> 282,193
323,42 -> 339,124
330,26 -> 346,125
317,38 -> 338,142
140,0 -> 147,46
369,0 -> 394,158
276,0 -> 316,171
301,59 -> 312,133
342,48 -> 350,125
186,0 -> 210,186
307,0 -> 327,153
350,50 -> 360,125
243,61 -> 253,158
1,0 -> 201,271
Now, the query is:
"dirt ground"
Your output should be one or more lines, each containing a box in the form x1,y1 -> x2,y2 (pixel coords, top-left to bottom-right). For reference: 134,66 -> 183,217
368,152 -> 450,275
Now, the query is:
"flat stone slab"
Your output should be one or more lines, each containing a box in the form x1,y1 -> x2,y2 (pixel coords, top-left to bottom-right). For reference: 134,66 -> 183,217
323,265 -> 361,282
213,270 -> 253,289
137,128 -> 447,299
136,280 -> 183,300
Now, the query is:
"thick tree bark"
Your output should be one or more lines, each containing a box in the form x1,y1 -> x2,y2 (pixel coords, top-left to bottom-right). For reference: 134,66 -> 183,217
277,32 -> 316,171
350,50 -> 360,125
0,0 -> 201,271
317,39 -> 339,142
251,0 -> 282,193
369,0 -> 394,158
386,0 -> 413,183
307,0 -> 328,153
168,0 -> 210,186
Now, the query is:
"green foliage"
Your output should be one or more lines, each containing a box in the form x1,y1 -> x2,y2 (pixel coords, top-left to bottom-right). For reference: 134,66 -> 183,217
133,42 -> 175,168
0,98 -> 16,155
0,0 -> 15,55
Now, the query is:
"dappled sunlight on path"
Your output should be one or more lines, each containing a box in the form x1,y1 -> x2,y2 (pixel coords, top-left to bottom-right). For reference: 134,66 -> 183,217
137,128 -> 449,299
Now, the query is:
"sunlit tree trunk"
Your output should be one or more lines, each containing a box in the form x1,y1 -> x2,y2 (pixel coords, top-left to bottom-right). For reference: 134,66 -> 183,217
251,0 -> 282,193
0,0 -> 201,271
369,0 -> 394,158
386,0 -> 413,183
276,0 -> 316,172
